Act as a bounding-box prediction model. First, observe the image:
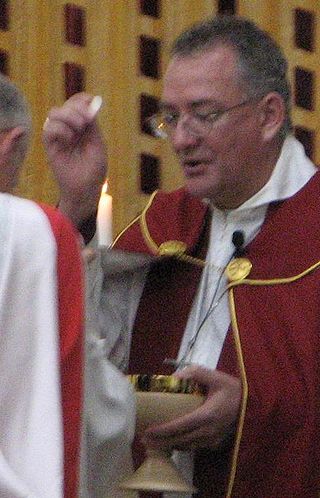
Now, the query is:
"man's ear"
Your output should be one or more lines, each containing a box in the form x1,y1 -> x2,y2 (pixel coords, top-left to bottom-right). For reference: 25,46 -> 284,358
0,126 -> 26,162
259,92 -> 286,142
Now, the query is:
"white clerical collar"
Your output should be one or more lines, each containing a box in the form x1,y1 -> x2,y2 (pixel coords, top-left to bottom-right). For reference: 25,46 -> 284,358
236,135 -> 316,211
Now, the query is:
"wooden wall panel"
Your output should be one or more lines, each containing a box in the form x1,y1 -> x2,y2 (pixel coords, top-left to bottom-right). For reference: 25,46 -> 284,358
278,0 -> 320,164
1,0 -> 318,236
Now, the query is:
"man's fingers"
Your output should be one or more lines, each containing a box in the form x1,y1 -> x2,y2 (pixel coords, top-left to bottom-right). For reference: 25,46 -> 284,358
143,387 -> 237,439
43,93 -> 102,137
144,399 -> 214,437
144,369 -> 241,438
42,119 -> 78,147
143,422 -> 230,451
45,108 -> 89,134
61,93 -> 102,121
175,365 -> 240,393
141,367 -> 242,452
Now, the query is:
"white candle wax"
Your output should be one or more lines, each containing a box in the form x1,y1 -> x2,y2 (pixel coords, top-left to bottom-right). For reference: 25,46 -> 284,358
97,182 -> 113,246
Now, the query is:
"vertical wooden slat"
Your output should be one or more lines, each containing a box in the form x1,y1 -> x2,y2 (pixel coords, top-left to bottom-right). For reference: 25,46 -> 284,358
0,0 -> 9,30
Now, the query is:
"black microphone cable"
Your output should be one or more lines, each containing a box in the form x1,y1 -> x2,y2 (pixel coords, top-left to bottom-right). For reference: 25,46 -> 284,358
165,230 -> 246,369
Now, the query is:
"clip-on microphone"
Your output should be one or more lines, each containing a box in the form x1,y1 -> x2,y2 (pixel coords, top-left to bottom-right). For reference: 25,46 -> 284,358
232,230 -> 245,257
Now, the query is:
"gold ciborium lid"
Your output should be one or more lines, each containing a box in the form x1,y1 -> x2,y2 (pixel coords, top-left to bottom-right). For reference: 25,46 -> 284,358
128,373 -> 202,394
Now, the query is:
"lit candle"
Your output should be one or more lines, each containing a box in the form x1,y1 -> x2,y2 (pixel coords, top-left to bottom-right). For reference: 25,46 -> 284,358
97,180 -> 113,246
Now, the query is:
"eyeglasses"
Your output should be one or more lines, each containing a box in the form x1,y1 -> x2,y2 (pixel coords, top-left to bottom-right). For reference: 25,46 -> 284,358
147,98 -> 258,139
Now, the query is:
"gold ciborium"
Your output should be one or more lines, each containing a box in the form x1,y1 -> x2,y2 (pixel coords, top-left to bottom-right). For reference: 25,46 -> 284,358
120,374 -> 204,494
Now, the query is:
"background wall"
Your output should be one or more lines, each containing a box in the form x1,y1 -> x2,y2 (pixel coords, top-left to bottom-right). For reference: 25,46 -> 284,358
0,0 -> 319,236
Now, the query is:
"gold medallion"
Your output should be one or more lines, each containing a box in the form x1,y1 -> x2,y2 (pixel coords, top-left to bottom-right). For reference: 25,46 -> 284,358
158,240 -> 187,257
225,257 -> 252,281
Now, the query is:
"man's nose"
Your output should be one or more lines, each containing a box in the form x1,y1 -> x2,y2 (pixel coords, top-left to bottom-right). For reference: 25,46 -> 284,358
170,119 -> 200,152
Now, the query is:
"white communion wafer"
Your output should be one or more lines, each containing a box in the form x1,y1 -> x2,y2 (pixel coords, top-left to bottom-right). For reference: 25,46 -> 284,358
43,117 -> 50,131
89,95 -> 103,117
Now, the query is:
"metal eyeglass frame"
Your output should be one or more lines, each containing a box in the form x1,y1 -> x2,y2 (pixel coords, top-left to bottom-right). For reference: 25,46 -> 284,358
146,97 -> 260,139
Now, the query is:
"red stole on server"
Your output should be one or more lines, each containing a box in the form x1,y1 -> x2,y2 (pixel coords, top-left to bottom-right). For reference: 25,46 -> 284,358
42,205 -> 84,498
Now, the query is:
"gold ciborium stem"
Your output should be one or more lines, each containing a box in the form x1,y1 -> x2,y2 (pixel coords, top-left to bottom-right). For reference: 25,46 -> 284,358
121,447 -> 195,493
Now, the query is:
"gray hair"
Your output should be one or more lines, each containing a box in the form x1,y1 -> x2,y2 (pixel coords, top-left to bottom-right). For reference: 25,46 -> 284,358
0,73 -> 32,164
171,15 -> 292,139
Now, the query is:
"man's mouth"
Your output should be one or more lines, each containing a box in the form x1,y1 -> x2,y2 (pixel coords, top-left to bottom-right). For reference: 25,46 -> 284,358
182,159 -> 209,174
184,160 -> 201,167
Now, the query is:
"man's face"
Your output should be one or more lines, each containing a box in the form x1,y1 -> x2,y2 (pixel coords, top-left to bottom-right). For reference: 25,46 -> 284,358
162,45 -> 272,209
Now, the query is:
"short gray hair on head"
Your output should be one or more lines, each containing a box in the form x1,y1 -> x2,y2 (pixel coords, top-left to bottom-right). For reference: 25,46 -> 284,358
0,73 -> 31,131
0,73 -> 32,164
171,15 -> 292,139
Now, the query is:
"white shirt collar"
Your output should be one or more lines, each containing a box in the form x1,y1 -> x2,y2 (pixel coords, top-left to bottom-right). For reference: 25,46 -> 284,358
236,135 -> 316,211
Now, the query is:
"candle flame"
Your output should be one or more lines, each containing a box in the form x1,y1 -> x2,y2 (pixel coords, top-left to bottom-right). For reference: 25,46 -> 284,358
101,180 -> 108,195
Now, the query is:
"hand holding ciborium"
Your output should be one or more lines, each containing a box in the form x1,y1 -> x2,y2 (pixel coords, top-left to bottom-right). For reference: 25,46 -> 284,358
120,374 -> 204,494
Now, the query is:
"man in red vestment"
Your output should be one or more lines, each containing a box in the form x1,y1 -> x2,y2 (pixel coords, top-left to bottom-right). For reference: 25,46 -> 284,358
0,73 -> 83,498
43,15 -> 320,498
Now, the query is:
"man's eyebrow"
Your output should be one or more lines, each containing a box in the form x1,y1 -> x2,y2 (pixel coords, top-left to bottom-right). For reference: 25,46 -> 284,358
190,99 -> 222,108
159,102 -> 175,111
159,99 -> 222,111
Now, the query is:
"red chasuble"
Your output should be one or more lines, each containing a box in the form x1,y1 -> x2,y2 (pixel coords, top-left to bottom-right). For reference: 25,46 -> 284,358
114,173 -> 320,497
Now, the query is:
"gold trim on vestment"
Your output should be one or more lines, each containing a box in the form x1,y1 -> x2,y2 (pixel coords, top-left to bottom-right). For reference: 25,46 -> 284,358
112,190 -> 160,249
112,190 -> 207,266
226,288 -> 248,498
139,190 -> 159,254
226,258 -> 252,281
224,258 -> 320,496
112,213 -> 141,248
139,190 -> 207,266
226,259 -> 320,289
